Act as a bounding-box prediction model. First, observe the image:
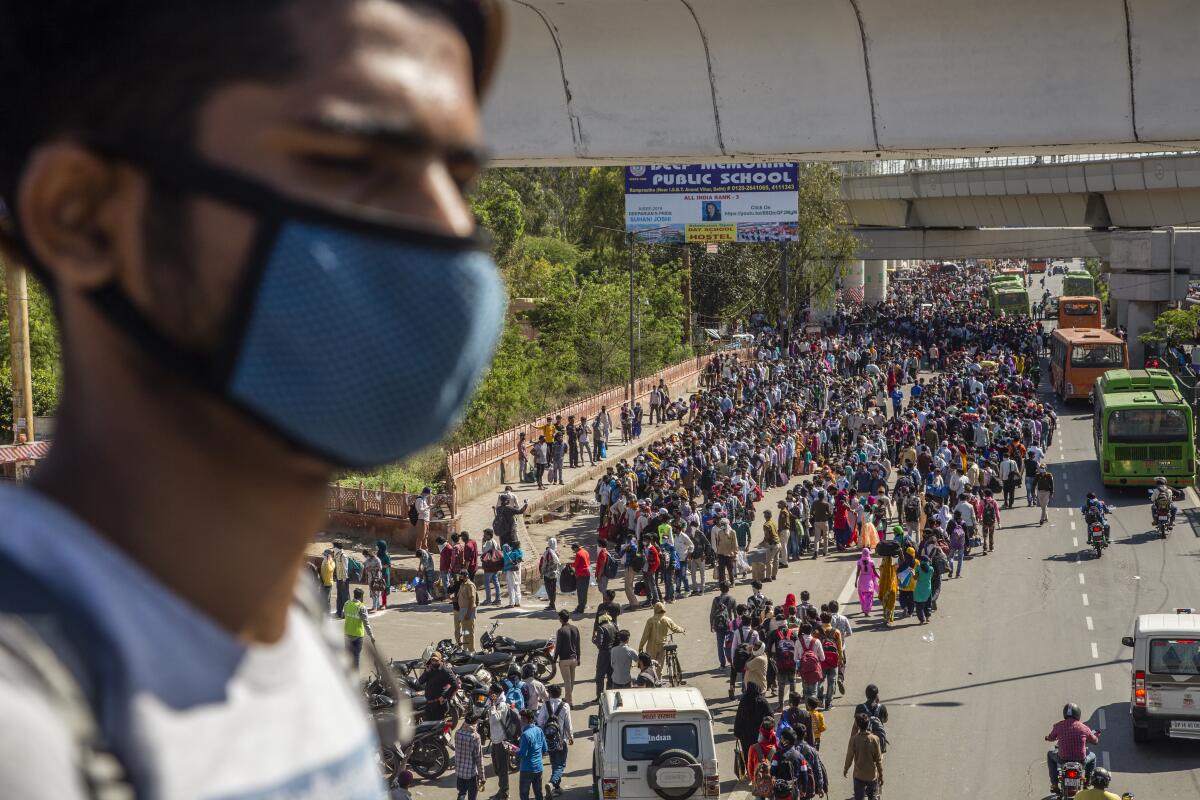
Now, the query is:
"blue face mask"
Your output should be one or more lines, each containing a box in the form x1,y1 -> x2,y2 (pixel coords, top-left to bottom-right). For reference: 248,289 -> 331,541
86,153 -> 505,469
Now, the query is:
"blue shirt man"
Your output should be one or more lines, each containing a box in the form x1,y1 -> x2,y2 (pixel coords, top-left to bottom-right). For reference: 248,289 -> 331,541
517,711 -> 548,800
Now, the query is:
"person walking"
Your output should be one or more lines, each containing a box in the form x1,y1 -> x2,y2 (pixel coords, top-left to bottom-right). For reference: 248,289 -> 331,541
810,491 -> 832,558
570,543 -> 591,614
593,612 -> 619,697
714,517 -> 738,586
333,540 -> 350,618
855,547 -> 879,616
710,581 -> 737,670
342,587 -> 374,671
979,489 -> 1001,553
415,487 -> 433,553
844,712 -> 884,800
797,623 -> 825,702
456,570 -> 479,650
687,522 -> 708,594
516,710 -> 547,800
319,549 -> 335,614
454,712 -> 486,800
879,550 -> 898,627
503,543 -> 524,608
532,436 -> 549,490
639,602 -> 685,665
609,630 -> 638,689
536,685 -> 573,797
540,539 -> 561,611
362,547 -> 383,611
376,539 -> 393,610
1037,466 -> 1055,525
999,453 -> 1019,509
914,556 -> 935,624
594,541 -> 612,597
481,529 -> 503,606
486,685 -> 519,800
734,683 -> 773,778
761,510 -> 781,582
552,610 -> 581,705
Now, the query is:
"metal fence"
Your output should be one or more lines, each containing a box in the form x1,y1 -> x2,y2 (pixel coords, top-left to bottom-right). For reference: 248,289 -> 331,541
327,485 -> 452,520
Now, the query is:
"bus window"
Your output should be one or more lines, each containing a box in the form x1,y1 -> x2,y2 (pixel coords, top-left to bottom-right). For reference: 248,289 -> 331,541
1108,408 -> 1189,442
1061,300 -> 1099,316
1071,345 -> 1124,368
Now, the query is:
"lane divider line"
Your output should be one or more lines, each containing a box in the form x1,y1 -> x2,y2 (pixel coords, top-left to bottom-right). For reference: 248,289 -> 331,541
1094,673 -> 1103,691
1079,574 -> 1086,585
1082,594 -> 1090,606
1091,642 -> 1099,659
1098,708 -> 1107,729
1101,751 -> 1111,770
1068,508 -> 1074,517
1071,521 -> 1077,531
1073,537 -> 1079,547
1086,616 -> 1094,631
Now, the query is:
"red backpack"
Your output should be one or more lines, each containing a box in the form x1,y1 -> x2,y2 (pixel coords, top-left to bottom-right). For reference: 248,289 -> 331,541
821,638 -> 840,670
799,638 -> 824,684
774,631 -> 797,671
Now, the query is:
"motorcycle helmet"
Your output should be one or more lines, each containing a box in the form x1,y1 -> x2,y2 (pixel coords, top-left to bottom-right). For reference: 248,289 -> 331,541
1063,703 -> 1081,720
1156,476 -> 1167,486
521,663 -> 536,680
1090,767 -> 1111,788
1086,492 -> 1096,501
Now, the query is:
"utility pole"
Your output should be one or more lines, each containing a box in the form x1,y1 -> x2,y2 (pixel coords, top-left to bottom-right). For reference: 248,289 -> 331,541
681,245 -> 693,348
779,243 -> 790,346
3,257 -> 36,444
628,233 -> 636,404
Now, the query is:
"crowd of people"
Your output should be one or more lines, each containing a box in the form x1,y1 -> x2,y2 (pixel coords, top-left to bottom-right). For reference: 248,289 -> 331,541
415,262 -> 1061,800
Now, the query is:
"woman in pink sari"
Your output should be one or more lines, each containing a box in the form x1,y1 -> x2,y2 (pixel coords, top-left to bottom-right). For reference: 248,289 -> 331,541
856,547 -> 880,616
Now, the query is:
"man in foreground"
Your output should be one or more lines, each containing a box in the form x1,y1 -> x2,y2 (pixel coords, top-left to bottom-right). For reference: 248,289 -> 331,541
0,1 -> 503,796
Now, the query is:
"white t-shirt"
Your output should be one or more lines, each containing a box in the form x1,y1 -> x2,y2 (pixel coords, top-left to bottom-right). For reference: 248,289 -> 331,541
0,486 -> 384,799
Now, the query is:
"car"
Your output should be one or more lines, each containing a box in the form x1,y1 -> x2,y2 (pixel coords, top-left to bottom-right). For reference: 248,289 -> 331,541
1121,610 -> 1200,743
589,687 -> 719,800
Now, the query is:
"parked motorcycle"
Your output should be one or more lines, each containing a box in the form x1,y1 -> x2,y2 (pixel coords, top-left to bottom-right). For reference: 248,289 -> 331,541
378,717 -> 455,782
478,621 -> 558,681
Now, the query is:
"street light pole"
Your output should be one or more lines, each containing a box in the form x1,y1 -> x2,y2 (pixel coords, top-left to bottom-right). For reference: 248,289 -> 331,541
628,232 -> 636,404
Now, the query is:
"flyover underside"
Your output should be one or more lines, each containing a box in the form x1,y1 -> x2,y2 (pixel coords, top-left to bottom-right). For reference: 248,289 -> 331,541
484,0 -> 1200,165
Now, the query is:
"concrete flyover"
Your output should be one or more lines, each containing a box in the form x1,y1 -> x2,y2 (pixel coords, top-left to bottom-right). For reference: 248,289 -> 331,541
843,153 -> 1200,228
483,0 -> 1200,165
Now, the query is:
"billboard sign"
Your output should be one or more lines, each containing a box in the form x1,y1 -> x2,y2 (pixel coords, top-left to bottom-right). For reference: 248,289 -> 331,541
625,163 -> 799,243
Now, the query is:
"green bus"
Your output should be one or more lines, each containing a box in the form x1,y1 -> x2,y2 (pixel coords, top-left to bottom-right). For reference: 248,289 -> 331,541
1063,269 -> 1096,297
1093,369 -> 1196,487
989,285 -> 1031,315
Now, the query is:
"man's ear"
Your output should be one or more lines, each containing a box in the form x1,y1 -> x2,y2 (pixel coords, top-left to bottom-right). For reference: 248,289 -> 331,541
15,142 -> 148,294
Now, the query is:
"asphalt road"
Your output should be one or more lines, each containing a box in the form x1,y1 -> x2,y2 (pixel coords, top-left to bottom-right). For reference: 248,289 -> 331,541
373,265 -> 1200,799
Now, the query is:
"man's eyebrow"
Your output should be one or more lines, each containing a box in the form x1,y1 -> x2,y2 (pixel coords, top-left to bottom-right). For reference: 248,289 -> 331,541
299,114 -> 491,166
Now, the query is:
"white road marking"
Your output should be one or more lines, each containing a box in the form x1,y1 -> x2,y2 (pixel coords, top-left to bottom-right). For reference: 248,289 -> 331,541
1070,521 -> 1077,531
1098,708 -> 1107,729
1068,508 -> 1074,517
1086,616 -> 1094,630
837,564 -> 858,608
1091,642 -> 1099,659
1082,594 -> 1089,606
1101,751 -> 1111,770
1095,673 -> 1103,691
1073,537 -> 1079,547
1079,574 -> 1086,585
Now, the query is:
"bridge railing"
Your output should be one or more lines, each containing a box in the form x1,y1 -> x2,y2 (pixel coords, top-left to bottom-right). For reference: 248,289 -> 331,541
839,151 -> 1200,178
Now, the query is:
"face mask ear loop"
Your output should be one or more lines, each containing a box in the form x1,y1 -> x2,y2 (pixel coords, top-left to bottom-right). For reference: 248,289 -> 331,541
208,214 -> 285,387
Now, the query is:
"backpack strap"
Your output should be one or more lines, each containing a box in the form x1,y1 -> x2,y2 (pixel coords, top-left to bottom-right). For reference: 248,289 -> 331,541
0,617 -> 134,800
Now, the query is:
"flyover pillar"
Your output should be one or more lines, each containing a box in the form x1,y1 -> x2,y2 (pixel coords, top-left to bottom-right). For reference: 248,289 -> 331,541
864,260 -> 888,304
1125,301 -> 1160,367
840,260 -> 865,305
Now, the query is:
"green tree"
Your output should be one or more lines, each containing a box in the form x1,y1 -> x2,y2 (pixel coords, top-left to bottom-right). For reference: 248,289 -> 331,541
1139,307 -> 1200,349
0,263 -> 62,438
471,176 -> 526,261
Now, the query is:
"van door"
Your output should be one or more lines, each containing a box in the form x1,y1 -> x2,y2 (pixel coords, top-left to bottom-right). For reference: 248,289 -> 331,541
617,719 -> 702,799
1147,637 -> 1200,735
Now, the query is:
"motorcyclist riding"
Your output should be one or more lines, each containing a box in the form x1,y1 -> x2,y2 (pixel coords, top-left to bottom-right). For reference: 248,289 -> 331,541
1081,493 -> 1112,544
1046,702 -> 1099,796
1150,476 -> 1177,528
1074,767 -> 1121,800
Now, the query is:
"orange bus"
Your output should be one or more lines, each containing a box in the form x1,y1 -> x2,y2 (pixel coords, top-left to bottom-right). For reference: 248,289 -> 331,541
1029,259 -> 1047,273
1050,328 -> 1129,400
1056,296 -> 1103,330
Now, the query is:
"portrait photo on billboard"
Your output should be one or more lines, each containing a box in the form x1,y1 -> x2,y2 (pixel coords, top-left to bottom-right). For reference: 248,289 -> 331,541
701,200 -> 722,221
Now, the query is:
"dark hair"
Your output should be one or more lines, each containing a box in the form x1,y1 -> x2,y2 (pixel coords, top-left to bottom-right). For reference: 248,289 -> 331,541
352,588 -> 364,600
547,684 -> 562,698
855,712 -> 871,732
0,1 -> 496,216
865,684 -> 880,701
558,610 -> 570,624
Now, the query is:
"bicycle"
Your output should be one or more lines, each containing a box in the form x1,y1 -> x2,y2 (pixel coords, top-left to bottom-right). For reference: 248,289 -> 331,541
662,634 -> 686,686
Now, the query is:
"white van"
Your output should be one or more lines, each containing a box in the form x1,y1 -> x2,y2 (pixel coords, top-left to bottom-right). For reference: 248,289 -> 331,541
588,687 -> 719,800
1121,610 -> 1200,742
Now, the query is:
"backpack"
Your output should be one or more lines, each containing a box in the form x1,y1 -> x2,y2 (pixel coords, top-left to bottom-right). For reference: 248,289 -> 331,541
450,546 -> 466,574
1155,491 -> 1172,511
558,566 -> 577,592
981,500 -> 997,525
542,700 -> 565,752
1036,472 -> 1053,491
798,639 -> 824,684
775,633 -> 797,671
711,600 -> 732,634
603,552 -> 619,579
504,678 -> 526,710
408,503 -> 419,526
751,745 -> 775,798
502,705 -> 521,742
482,548 -> 503,573
630,549 -> 646,572
903,496 -> 920,522
821,640 -> 839,670
855,702 -> 889,753
732,642 -> 754,673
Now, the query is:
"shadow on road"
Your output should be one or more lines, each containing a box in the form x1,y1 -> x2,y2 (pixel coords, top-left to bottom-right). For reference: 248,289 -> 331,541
883,660 -> 1128,704
1089,701 -> 1200,775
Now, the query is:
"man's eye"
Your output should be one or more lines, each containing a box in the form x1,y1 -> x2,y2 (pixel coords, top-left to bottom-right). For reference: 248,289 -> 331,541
299,153 -> 374,174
